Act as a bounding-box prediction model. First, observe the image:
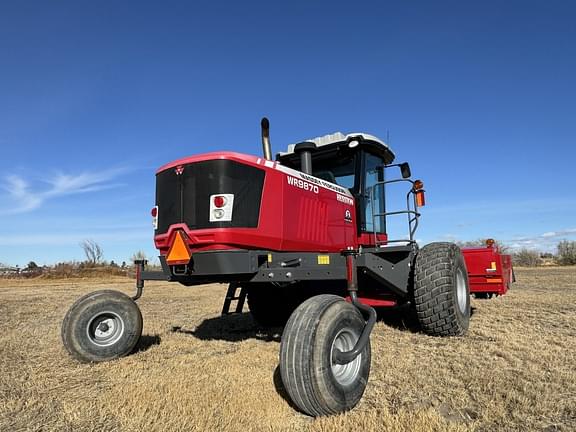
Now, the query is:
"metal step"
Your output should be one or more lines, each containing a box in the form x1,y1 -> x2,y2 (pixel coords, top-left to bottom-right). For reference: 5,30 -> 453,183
221,282 -> 247,315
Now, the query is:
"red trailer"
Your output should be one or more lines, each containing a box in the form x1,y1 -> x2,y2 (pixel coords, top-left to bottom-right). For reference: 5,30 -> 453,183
462,240 -> 515,299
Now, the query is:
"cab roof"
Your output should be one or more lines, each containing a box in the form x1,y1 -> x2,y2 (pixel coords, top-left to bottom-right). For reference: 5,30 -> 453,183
277,132 -> 395,165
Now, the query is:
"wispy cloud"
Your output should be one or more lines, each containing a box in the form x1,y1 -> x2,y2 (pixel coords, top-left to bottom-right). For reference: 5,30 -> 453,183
429,228 -> 576,252
1,168 -> 128,215
507,228 -> 576,251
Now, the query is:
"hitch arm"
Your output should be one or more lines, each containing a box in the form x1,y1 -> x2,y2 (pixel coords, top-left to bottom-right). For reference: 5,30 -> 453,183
133,260 -> 146,301
333,253 -> 377,365
132,259 -> 170,301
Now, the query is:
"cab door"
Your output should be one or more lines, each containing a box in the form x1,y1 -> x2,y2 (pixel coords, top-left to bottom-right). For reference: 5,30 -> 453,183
357,151 -> 387,247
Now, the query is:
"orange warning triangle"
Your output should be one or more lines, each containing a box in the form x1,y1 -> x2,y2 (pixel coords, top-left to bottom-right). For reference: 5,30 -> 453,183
166,231 -> 191,265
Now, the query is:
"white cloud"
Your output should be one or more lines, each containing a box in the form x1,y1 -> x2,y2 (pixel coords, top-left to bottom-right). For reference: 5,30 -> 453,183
541,232 -> 557,238
426,228 -> 576,253
505,228 -> 576,252
0,167 -> 128,215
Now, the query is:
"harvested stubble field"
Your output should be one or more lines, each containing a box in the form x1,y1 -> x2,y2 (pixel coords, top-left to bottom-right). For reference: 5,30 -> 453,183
0,267 -> 574,432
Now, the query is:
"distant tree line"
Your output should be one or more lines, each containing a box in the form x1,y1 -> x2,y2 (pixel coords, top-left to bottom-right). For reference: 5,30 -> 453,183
1,240 -> 158,279
3,238 -> 576,279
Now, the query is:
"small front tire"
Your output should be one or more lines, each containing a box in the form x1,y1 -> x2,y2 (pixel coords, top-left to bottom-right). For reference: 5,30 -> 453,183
279,294 -> 371,416
62,290 -> 143,363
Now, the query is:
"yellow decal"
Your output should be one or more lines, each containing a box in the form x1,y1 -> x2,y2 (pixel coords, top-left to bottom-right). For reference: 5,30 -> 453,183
486,261 -> 497,272
317,255 -> 330,265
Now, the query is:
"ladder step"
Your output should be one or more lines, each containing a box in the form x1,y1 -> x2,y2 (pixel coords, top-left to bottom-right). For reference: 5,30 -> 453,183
221,283 -> 247,315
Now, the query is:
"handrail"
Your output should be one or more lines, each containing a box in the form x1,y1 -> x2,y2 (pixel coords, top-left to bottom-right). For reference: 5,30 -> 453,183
369,177 -> 421,247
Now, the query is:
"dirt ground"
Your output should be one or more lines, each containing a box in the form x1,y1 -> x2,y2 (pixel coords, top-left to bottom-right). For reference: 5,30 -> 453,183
0,267 -> 574,432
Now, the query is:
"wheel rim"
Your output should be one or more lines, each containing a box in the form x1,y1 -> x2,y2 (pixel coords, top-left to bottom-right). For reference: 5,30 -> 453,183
87,312 -> 125,346
331,328 -> 362,386
456,269 -> 467,314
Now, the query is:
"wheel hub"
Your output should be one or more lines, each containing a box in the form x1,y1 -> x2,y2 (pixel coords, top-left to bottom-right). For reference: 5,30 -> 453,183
456,269 -> 467,314
87,312 -> 125,346
331,329 -> 362,386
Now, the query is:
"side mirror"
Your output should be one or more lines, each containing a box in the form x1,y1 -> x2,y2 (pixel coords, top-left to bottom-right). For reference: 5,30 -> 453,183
400,162 -> 411,179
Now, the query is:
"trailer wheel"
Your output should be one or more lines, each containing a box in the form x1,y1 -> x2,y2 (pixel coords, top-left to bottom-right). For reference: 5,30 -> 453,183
413,243 -> 470,336
279,294 -> 371,416
62,290 -> 143,363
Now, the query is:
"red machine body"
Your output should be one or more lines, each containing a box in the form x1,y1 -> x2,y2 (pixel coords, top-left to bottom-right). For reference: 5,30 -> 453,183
154,151 -> 379,257
63,122 -> 490,419
461,244 -> 514,297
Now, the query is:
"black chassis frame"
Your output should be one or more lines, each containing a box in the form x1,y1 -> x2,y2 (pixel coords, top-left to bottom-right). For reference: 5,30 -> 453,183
134,243 -> 417,301
133,245 -> 416,364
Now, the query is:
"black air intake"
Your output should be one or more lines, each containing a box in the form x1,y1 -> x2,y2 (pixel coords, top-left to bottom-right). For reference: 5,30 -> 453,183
155,160 -> 265,234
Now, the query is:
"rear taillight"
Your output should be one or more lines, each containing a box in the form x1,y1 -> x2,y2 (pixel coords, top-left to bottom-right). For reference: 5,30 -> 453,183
213,195 -> 227,208
151,205 -> 158,229
209,194 -> 234,222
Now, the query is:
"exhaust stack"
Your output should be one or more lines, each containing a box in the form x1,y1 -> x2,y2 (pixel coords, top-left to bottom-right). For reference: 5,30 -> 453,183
261,117 -> 273,160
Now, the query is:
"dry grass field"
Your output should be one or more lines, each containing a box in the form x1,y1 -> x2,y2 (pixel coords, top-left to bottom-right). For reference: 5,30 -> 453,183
1,267 -> 574,431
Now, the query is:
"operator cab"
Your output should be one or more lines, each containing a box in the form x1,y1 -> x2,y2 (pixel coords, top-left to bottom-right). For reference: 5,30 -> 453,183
277,132 -> 410,246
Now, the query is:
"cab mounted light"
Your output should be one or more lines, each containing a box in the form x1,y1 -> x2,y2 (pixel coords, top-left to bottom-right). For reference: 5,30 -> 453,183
413,180 -> 425,207
415,190 -> 426,207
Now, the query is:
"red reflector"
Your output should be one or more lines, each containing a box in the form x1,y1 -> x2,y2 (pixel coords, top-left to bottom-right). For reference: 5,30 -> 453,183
213,196 -> 226,208
151,207 -> 158,217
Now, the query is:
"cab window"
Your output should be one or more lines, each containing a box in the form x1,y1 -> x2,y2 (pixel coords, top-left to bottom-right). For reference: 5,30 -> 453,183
312,154 -> 356,190
363,153 -> 385,233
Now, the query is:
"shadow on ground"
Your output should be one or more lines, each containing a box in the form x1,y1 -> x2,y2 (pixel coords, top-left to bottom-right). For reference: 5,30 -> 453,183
376,304 -> 421,333
174,302 -> 476,343
133,334 -> 162,353
172,313 -> 283,343
376,303 -> 476,333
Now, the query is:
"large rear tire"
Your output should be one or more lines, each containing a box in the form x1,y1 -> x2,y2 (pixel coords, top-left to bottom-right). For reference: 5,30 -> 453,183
279,294 -> 371,416
62,290 -> 143,362
413,243 -> 470,336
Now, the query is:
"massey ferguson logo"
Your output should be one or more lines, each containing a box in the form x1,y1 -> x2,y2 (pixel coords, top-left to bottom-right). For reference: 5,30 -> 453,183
175,165 -> 184,175
345,209 -> 352,223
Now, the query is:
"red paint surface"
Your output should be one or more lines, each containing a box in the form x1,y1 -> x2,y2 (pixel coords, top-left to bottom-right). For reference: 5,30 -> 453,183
345,295 -> 397,307
154,152 -> 377,255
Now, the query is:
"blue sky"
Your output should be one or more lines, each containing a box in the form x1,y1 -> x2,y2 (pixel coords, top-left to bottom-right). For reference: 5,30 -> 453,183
1,1 -> 575,266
